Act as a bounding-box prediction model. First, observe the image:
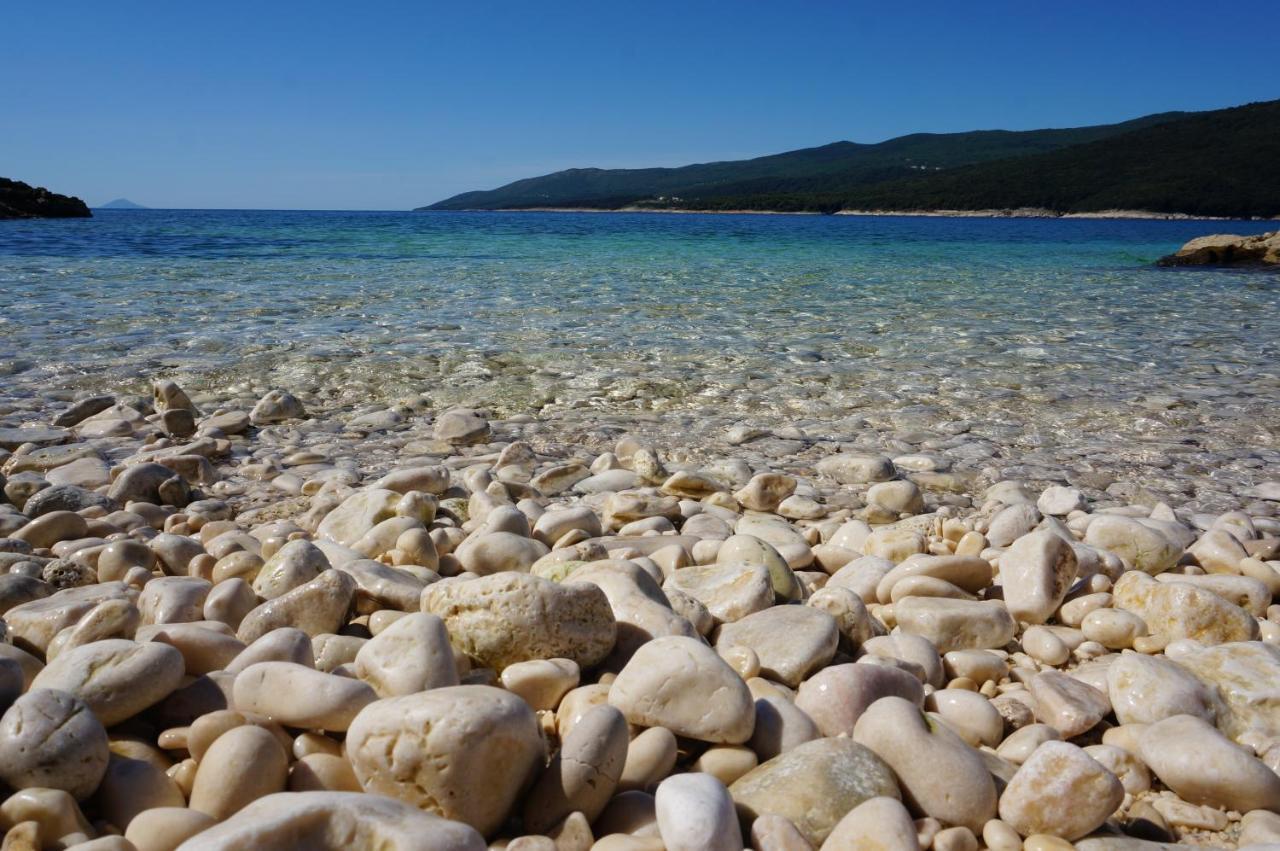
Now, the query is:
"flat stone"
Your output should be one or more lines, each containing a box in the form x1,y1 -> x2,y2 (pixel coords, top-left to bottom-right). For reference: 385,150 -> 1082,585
730,737 -> 900,847
0,426 -> 69,451
715,605 -> 838,687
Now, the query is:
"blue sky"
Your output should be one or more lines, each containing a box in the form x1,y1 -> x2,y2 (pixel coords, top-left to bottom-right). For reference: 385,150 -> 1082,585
4,1 -> 1276,210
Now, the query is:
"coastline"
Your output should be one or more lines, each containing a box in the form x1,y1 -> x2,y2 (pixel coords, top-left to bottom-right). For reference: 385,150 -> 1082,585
425,206 -> 1268,221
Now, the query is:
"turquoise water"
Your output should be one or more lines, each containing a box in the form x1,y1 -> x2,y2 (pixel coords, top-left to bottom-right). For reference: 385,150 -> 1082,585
1,210 -> 1277,483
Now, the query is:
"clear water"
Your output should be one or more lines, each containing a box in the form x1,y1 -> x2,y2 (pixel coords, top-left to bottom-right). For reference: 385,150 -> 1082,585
1,210 -> 1277,499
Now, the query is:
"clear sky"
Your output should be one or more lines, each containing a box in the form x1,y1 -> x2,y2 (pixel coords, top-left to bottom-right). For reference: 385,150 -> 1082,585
4,1 -> 1277,210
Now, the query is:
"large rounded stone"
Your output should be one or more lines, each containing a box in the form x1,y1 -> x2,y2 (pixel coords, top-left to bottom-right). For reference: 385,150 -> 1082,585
233,662 -> 377,731
1112,571 -> 1258,645
0,689 -> 109,799
317,489 -> 403,548
715,605 -> 838,687
346,685 -> 545,837
1107,652 -> 1221,726
998,530 -> 1078,624
188,725 -> 289,820
795,663 -> 924,737
173,791 -> 485,851
608,635 -> 755,744
31,638 -> 185,726
998,741 -> 1124,840
729,737 -> 900,847
1084,516 -> 1180,574
853,695 -> 996,833
422,572 -> 614,673
523,704 -> 629,833
354,612 -> 458,697
656,772 -> 742,851
1138,714 -> 1280,812
893,597 -> 1016,653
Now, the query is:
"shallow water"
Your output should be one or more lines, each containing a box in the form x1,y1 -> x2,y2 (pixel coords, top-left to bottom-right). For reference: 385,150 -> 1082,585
1,210 -> 1277,502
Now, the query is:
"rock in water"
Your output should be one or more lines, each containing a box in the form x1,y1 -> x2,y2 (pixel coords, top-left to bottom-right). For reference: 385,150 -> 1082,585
1158,229 -> 1280,266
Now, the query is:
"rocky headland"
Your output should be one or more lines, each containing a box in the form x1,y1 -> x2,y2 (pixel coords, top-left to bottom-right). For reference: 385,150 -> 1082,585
0,378 -> 1277,849
0,178 -> 92,220
1159,230 -> 1280,267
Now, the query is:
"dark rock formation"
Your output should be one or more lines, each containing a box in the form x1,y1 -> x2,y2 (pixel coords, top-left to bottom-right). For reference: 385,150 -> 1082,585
0,178 -> 92,220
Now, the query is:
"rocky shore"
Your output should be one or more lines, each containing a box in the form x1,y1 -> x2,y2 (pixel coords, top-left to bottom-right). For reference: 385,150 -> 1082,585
0,178 -> 91,220
0,379 -> 1279,850
1158,230 -> 1280,267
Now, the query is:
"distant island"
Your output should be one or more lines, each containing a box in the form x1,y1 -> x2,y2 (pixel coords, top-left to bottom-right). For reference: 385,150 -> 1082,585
421,99 -> 1280,219
99,198 -> 147,209
0,178 -> 91,220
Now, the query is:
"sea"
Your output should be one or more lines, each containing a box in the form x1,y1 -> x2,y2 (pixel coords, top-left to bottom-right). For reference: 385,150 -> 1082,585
1,209 -> 1276,502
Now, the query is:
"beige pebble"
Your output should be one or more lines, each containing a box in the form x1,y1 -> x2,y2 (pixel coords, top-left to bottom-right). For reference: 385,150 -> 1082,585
353,612 -> 458,697
124,807 -> 217,851
188,724 -> 289,819
232,661 -> 377,731
500,658 -> 580,711
618,726 -> 678,793
346,685 -> 545,837
95,753 -> 186,831
691,745 -> 758,786
0,689 -> 109,800
288,753 -> 362,793
820,795 -> 918,850
524,704 -> 628,833
31,638 -> 185,726
654,772 -> 742,851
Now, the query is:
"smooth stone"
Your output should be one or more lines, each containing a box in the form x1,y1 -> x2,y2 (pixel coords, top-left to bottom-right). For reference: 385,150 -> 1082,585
816,454 -> 896,484
346,685 -> 545,837
730,737 -> 900,847
174,790 -> 486,850
423,572 -> 615,672
998,741 -> 1124,841
608,635 -> 755,744
749,695 -> 821,761
96,753 -> 186,830
1083,744 -> 1150,795
715,535 -> 803,603
1112,571 -> 1258,645
107,462 -> 175,505
188,724 -> 289,819
893,598 -> 1016,653
125,808 -> 217,851
21,485 -> 116,518
251,539 -> 329,600
31,638 -> 185,726
752,813 -> 815,851
655,773 -> 742,851
998,530 -> 1077,624
1138,713 -> 1280,812
852,695 -> 996,833
1028,671 -> 1110,738
454,531 -> 549,575
1107,652 -> 1221,726
820,795 -> 918,850
434,409 -> 490,445
500,658 -> 579,711
1084,516 -> 1179,575
618,726 -> 678,794
354,612 -> 458,697
715,605 -> 837,687
664,562 -> 773,623
248,389 -> 306,425
236,569 -> 357,643
14,510 -> 89,549
233,662 -> 377,731
523,704 -> 629,833
316,489 -> 403,548
289,753 -> 362,793
795,663 -> 924,737
1177,641 -> 1280,744
926,689 -> 1003,748
0,689 -> 109,800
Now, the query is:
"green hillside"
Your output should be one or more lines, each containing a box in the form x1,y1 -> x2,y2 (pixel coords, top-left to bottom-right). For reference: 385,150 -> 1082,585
421,100 -> 1279,218
422,112 -> 1184,210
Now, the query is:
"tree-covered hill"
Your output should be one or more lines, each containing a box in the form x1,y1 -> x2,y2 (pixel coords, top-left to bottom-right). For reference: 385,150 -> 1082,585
421,100 -> 1279,218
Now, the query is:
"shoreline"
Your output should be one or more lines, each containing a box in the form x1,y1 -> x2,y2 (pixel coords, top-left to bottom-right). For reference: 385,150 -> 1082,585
424,206 -> 1271,221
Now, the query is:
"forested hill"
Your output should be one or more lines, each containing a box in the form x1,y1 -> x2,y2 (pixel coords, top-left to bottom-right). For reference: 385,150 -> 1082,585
421,100 -> 1279,218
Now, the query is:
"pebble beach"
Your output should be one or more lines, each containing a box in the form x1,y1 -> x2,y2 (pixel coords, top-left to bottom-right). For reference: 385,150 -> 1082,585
0,211 -> 1279,851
